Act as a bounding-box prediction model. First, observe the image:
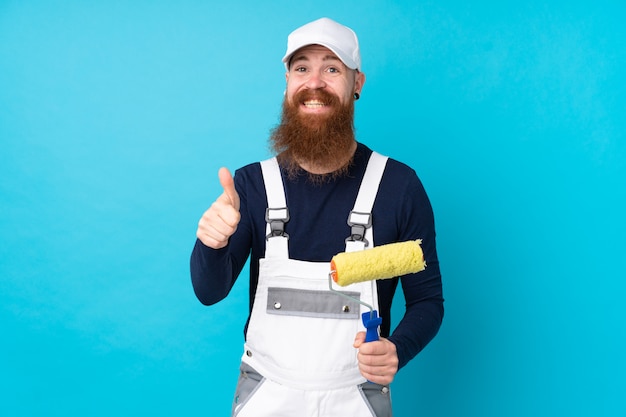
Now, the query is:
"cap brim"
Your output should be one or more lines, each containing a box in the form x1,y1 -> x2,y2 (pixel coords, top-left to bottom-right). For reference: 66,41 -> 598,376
282,42 -> 358,70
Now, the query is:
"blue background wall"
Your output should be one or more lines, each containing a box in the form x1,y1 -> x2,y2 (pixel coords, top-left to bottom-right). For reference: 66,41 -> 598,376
1,1 -> 624,416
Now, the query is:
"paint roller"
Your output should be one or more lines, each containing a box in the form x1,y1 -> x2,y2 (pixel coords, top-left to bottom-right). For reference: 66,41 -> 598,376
328,240 -> 426,343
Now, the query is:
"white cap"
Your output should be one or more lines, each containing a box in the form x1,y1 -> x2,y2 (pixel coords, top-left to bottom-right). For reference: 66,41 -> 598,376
282,17 -> 361,71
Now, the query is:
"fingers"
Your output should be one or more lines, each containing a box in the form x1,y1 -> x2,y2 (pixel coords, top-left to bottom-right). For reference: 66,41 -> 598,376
218,167 -> 240,210
355,336 -> 399,385
196,202 -> 240,248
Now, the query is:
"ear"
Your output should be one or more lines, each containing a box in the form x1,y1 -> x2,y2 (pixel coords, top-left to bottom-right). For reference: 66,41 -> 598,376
354,71 -> 366,96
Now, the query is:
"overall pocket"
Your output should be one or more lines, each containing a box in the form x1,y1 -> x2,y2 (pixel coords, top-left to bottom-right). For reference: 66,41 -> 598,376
359,382 -> 393,417
232,363 -> 265,417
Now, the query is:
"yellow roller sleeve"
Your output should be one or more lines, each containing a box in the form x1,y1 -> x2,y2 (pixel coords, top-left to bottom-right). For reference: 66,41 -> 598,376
330,240 -> 426,286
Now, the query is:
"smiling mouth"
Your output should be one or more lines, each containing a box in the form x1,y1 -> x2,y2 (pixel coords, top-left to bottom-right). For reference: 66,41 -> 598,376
303,99 -> 326,109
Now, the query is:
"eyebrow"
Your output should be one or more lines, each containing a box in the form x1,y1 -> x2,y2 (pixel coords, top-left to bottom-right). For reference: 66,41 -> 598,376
290,53 -> 342,66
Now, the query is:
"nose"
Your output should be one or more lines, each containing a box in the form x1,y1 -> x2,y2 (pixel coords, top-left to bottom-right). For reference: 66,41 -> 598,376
305,71 -> 326,89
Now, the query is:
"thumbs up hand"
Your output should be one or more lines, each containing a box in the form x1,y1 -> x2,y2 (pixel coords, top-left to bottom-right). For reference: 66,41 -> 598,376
196,168 -> 241,249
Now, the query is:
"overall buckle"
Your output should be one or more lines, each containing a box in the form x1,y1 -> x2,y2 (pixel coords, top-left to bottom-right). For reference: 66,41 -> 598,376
265,207 -> 289,239
345,211 -> 371,246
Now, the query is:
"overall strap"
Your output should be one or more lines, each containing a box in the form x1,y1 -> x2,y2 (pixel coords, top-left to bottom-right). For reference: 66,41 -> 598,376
260,157 -> 289,258
345,151 -> 389,252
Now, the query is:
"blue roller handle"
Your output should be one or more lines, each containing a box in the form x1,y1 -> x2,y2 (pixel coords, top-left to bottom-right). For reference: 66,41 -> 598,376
362,310 -> 383,342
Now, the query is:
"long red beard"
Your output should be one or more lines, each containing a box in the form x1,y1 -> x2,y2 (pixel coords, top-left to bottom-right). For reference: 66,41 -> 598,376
270,89 -> 356,182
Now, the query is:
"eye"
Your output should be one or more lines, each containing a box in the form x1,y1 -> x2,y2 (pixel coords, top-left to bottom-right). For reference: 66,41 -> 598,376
326,66 -> 340,74
293,66 -> 307,73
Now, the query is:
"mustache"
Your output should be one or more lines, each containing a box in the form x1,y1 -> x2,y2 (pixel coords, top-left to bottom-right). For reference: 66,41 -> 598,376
292,88 -> 340,107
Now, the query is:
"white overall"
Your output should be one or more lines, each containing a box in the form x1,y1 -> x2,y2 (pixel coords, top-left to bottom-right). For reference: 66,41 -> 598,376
233,153 -> 391,417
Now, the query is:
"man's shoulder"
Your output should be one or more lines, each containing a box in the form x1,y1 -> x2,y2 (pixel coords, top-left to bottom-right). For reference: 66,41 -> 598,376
235,160 -> 262,175
232,161 -> 264,190
361,145 -> 416,176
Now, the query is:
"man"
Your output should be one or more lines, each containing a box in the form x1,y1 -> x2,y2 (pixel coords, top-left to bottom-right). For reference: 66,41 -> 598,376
190,17 -> 443,416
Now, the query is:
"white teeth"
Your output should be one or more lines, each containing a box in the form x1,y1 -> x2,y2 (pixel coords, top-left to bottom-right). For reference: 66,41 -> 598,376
304,100 -> 325,108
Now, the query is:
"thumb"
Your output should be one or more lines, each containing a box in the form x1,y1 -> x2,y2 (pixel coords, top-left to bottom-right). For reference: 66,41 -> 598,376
218,167 -> 240,210
353,331 -> 366,348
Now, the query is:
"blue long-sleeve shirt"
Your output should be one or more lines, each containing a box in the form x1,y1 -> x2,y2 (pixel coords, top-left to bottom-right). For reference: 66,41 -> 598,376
190,142 -> 443,370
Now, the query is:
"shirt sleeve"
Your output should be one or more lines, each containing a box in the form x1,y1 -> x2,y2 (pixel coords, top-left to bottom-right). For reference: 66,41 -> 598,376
189,170 -> 253,306
385,168 -> 444,370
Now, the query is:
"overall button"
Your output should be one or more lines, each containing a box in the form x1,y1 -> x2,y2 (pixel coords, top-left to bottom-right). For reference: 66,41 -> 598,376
274,302 -> 282,309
